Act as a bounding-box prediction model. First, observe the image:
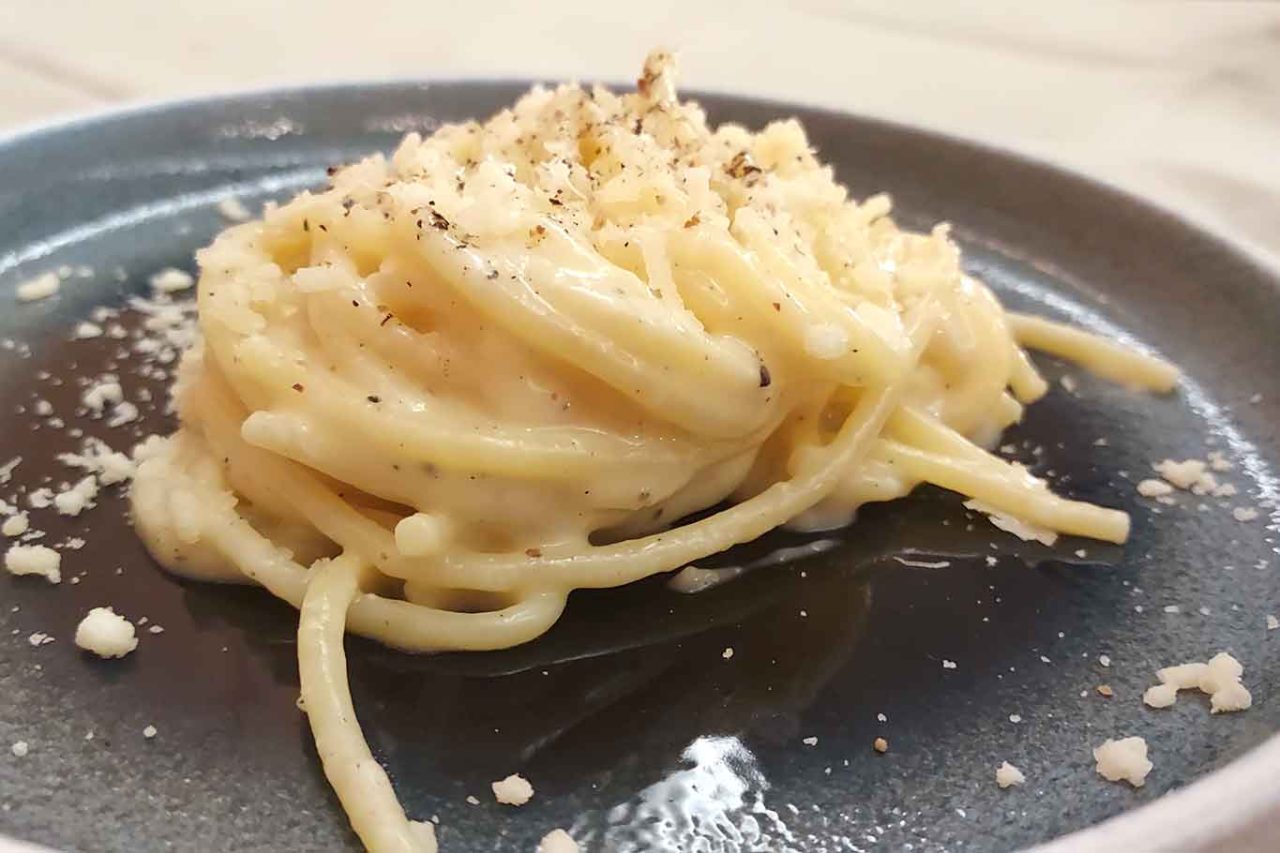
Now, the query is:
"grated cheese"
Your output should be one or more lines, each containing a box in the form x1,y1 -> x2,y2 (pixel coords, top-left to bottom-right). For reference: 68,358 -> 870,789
53,476 -> 99,517
217,196 -> 252,222
1142,652 -> 1251,713
1154,459 -> 1206,490
491,773 -> 534,806
537,829 -> 579,853
82,379 -> 123,414
75,607 -> 139,659
1136,478 -> 1173,498
58,438 -> 136,485
995,761 -> 1025,789
4,544 -> 61,583
963,499 -> 1057,546
148,268 -> 195,293
16,272 -> 59,302
1231,507 -> 1258,523
1093,737 -> 1152,787
2,513 -> 29,537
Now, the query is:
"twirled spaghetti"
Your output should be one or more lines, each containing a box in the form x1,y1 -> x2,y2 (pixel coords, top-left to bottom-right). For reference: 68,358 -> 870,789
129,50 -> 1177,852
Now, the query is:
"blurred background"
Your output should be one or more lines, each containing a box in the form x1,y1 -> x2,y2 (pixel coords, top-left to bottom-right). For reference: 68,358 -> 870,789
2,1 -> 1278,259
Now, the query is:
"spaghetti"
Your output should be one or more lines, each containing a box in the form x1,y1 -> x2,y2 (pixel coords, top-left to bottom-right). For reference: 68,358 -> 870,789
129,50 -> 1177,851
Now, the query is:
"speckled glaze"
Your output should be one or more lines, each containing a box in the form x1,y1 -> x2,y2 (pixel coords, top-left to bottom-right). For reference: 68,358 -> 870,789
0,84 -> 1276,853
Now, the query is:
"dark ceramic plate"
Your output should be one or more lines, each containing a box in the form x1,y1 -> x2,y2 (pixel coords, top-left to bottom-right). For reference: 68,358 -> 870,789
0,83 -> 1277,853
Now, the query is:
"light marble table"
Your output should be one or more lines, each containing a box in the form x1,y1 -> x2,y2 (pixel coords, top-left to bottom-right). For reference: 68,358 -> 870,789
1,2 -> 1277,850
2,1 -> 1278,265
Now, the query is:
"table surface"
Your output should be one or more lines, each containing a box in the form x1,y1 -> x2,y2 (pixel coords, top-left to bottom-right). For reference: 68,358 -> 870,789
2,1 -> 1278,267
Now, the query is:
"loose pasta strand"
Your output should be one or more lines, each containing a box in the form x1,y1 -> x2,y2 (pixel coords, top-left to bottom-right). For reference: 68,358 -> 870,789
297,554 -> 433,852
1007,311 -> 1179,392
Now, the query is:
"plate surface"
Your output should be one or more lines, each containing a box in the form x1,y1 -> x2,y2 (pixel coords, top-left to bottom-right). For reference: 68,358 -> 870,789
0,83 -> 1277,853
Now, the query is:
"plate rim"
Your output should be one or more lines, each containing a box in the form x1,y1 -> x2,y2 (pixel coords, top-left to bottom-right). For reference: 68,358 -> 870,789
2,77 -> 1277,283
1,80 -> 1277,853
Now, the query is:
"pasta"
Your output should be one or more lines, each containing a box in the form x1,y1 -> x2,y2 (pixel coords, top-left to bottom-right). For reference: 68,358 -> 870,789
129,50 -> 1177,851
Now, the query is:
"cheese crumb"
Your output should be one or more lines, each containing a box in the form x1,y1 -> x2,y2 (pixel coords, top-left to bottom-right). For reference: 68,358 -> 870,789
1136,478 -> 1174,498
491,773 -> 534,806
1096,684 -> 1114,697
1098,654 -> 1111,667
802,736 -> 818,746
873,737 -> 888,754
1154,459 -> 1206,490
942,659 -> 957,669
82,379 -> 123,414
53,476 -> 99,516
16,272 -> 59,302
721,647 -> 734,660
10,741 -> 29,758
465,795 -> 480,806
149,268 -> 195,293
75,607 -> 139,659
2,513 -> 29,537
1232,507 -> 1258,523
58,438 -> 136,485
4,544 -> 61,583
1142,652 -> 1251,713
537,829 -> 579,853
107,401 -> 140,427
995,761 -> 1025,788
1267,615 -> 1278,631
1093,737 -> 1152,787
143,725 -> 157,739
217,196 -> 252,222
963,499 -> 1057,546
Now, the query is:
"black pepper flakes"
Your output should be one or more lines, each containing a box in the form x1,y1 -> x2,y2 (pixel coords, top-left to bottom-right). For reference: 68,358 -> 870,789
367,395 -> 381,403
726,151 -> 763,182
292,383 -> 305,392
524,548 -> 542,558
759,363 -> 772,388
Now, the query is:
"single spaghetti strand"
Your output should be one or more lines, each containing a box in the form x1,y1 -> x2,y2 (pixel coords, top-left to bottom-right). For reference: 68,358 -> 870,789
1007,311 -> 1179,392
297,554 -> 432,853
